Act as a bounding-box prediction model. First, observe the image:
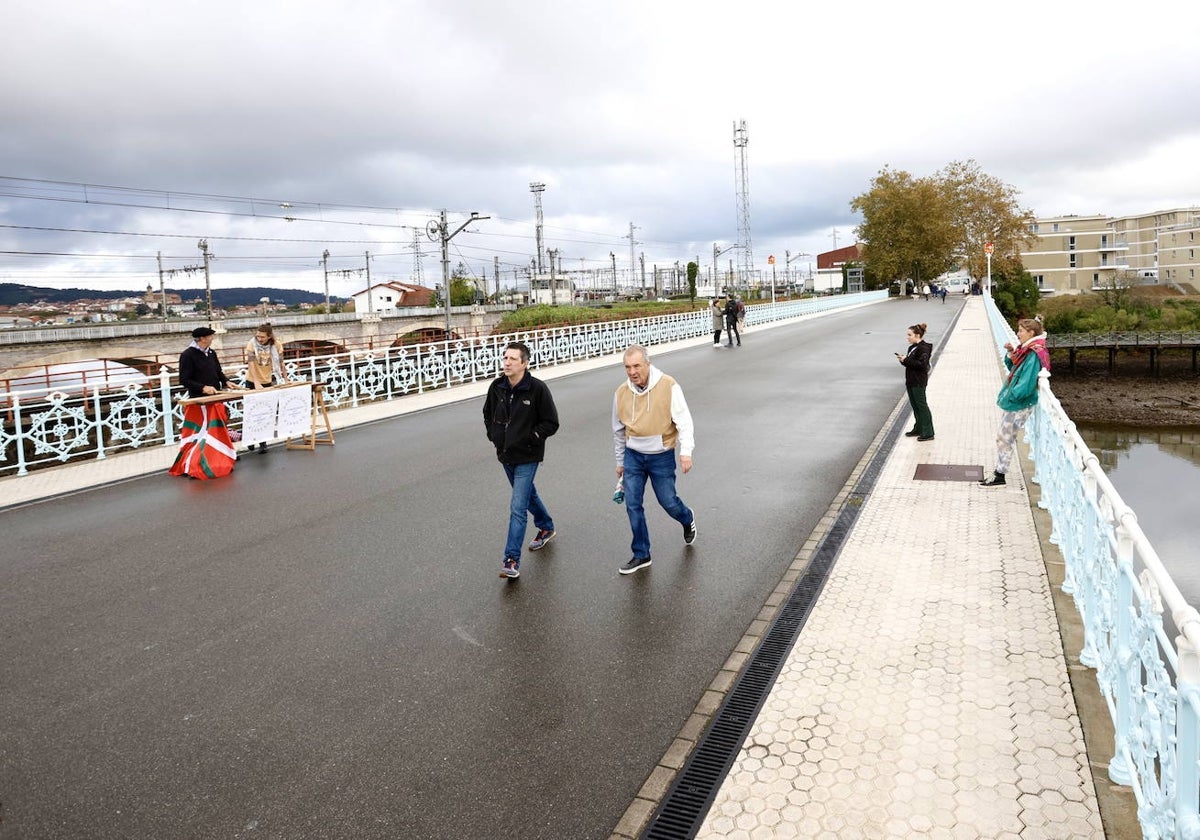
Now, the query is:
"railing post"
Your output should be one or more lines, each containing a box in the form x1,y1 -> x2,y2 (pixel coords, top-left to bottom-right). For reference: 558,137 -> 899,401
92,384 -> 106,460
160,369 -> 176,446
1108,516 -> 1137,786
1175,621 -> 1200,839
14,392 -> 28,477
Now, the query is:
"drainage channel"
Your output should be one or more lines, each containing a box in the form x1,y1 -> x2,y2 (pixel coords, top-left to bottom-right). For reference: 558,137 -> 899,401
640,413 -> 903,839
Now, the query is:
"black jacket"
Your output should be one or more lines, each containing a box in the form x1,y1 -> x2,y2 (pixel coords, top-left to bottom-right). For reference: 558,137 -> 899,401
483,371 -> 559,464
899,340 -> 932,387
179,345 -> 230,397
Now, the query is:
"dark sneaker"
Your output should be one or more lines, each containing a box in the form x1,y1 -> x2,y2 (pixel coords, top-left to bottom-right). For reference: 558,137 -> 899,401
619,556 -> 652,575
683,519 -> 697,545
980,471 -> 1006,487
528,528 -> 556,551
500,558 -> 520,579
904,429 -> 919,437
917,435 -> 935,441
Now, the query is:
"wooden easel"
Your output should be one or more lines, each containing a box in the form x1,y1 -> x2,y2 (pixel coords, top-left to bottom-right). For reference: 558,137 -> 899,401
285,382 -> 335,450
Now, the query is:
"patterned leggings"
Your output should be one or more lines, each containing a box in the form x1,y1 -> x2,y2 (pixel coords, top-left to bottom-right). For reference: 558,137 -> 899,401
995,407 -> 1033,474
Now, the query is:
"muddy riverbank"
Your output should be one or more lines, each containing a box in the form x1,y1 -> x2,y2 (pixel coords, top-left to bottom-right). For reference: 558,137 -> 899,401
1047,359 -> 1200,427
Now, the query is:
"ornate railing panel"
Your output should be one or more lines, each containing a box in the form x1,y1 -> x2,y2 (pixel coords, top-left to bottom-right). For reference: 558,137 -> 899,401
983,294 -> 1200,840
0,292 -> 885,479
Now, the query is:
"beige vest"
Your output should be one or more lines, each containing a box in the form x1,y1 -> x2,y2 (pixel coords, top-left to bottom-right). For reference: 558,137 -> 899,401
615,374 -> 678,452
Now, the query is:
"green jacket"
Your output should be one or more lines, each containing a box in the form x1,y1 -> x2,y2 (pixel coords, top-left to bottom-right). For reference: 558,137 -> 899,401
996,351 -> 1043,412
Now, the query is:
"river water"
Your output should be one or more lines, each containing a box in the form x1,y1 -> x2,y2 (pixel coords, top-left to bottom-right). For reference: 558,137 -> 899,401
1074,425 -> 1200,607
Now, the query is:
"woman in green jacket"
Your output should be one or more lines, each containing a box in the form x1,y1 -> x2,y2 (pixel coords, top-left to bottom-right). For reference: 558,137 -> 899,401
981,316 -> 1050,487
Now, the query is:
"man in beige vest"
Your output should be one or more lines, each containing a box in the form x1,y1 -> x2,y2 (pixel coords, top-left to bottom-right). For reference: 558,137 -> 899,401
611,344 -> 696,575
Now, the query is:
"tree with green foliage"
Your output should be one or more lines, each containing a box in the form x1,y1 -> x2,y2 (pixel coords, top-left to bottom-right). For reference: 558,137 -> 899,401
850,167 -> 958,286
990,265 -> 1040,321
938,159 -> 1036,280
687,261 -> 698,302
851,161 -> 1034,287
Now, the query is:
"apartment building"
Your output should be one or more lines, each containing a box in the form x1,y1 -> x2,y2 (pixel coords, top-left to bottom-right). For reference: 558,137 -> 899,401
1022,208 -> 1200,295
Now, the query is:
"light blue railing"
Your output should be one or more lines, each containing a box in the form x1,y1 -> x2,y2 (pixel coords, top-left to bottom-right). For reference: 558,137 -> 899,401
984,294 -> 1200,840
0,291 -> 885,478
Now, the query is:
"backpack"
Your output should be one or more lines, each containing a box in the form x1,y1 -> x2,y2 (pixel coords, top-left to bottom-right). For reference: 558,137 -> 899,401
724,299 -> 738,320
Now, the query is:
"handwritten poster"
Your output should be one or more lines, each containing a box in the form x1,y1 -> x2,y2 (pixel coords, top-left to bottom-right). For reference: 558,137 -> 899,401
241,390 -> 281,445
276,384 -> 313,439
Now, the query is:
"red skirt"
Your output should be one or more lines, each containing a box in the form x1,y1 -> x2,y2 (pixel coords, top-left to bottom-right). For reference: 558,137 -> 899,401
169,403 -> 238,479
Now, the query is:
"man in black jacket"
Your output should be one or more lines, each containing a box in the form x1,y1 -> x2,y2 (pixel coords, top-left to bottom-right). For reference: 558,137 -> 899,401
483,341 -> 559,579
179,326 -> 231,397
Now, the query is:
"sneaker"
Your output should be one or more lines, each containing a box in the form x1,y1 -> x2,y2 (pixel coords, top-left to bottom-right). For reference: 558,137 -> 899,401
500,557 -> 520,578
917,434 -> 935,441
980,471 -> 1006,487
528,528 -> 556,551
683,519 -> 697,545
619,556 -> 652,575
904,429 -> 920,437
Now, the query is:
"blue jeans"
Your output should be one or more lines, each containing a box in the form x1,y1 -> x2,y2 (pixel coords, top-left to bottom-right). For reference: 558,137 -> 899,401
503,462 -> 554,560
622,449 -> 693,559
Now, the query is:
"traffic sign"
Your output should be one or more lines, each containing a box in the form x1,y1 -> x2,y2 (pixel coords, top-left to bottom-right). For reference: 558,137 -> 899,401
767,255 -> 775,265
984,242 -> 994,254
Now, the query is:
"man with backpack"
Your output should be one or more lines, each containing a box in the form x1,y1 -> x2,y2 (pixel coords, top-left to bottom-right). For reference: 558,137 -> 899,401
724,295 -> 742,347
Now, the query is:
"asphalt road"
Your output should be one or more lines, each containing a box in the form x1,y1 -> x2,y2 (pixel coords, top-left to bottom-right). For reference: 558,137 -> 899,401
1,297 -> 964,839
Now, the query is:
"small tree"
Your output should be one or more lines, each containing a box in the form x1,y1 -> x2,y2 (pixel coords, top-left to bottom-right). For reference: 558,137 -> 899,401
992,265 -> 1040,321
686,261 -> 698,303
1096,270 -> 1137,311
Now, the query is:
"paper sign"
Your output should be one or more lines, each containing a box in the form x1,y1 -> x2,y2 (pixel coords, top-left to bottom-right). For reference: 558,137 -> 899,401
276,384 -> 313,439
241,390 -> 281,445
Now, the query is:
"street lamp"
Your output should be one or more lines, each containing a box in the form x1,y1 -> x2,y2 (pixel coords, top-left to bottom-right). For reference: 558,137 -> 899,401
786,250 -> 811,294
427,211 -> 490,340
713,243 -> 741,294
198,239 -> 212,326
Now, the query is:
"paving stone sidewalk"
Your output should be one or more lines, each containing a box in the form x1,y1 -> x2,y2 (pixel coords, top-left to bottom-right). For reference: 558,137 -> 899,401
692,298 -> 1106,839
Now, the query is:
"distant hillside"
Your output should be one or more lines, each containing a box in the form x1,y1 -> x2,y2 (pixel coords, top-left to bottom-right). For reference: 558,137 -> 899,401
0,283 -> 344,308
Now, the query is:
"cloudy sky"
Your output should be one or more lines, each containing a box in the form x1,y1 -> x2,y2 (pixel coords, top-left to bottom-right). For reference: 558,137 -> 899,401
3,0 -> 1199,297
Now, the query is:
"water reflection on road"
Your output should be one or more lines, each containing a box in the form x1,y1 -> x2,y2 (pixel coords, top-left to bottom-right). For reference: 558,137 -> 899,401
1075,425 -> 1200,607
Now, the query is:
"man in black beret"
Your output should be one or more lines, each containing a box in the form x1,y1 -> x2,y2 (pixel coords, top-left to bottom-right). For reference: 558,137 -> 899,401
179,327 -> 231,397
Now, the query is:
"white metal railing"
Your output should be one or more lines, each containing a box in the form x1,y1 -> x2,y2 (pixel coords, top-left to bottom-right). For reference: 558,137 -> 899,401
0,292 -> 885,478
984,294 -> 1200,839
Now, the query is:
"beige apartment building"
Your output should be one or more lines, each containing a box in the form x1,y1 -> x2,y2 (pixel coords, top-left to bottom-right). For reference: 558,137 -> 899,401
1022,207 -> 1200,295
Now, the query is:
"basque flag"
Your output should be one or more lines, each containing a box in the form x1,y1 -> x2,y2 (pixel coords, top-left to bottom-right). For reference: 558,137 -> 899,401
169,403 -> 238,480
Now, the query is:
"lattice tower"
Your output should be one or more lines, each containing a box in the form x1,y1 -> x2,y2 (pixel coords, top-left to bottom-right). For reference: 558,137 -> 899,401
733,120 -> 754,282
411,229 -> 425,284
530,182 -> 546,275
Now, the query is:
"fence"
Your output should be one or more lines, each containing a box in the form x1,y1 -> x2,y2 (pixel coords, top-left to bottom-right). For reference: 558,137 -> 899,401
984,295 -> 1200,839
0,291 -> 885,479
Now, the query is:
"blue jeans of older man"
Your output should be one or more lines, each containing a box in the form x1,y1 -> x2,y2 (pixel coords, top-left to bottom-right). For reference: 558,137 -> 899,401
622,448 -> 693,559
503,462 -> 554,561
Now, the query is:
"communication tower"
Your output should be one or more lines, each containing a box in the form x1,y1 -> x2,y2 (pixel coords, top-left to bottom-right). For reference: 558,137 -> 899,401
530,182 -> 546,275
733,120 -> 754,283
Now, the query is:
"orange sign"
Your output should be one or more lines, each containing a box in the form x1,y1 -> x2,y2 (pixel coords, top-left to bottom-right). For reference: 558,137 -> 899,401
984,242 -> 995,254
767,255 -> 775,265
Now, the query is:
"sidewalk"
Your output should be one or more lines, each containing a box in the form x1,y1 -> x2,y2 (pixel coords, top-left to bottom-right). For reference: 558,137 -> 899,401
623,297 -> 1126,839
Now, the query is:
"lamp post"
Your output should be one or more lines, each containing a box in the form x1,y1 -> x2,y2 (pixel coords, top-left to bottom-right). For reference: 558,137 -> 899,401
984,241 -> 995,293
427,210 -> 490,339
712,243 -> 740,294
786,250 -> 811,294
322,249 -> 331,314
198,239 -> 212,327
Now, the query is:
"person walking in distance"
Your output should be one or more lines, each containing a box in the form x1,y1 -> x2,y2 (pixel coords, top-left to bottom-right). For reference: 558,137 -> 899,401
483,341 -> 559,579
981,316 -> 1050,487
895,323 -> 934,441
724,295 -> 741,347
710,298 -> 724,347
612,344 -> 696,575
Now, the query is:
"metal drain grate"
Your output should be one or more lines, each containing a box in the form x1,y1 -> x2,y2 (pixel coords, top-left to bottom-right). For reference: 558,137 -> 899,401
641,418 -> 903,839
913,463 -> 985,482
